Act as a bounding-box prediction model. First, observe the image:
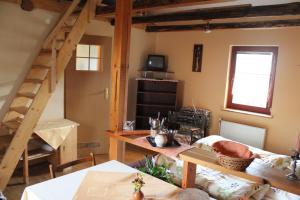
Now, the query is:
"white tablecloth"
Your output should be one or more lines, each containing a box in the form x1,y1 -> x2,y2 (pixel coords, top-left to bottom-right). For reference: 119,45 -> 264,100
21,160 -> 137,200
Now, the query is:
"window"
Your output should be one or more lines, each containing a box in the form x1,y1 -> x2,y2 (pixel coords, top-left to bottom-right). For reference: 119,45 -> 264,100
76,44 -> 103,71
226,46 -> 278,115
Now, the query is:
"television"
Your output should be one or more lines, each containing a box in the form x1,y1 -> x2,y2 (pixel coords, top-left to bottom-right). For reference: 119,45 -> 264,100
146,55 -> 166,72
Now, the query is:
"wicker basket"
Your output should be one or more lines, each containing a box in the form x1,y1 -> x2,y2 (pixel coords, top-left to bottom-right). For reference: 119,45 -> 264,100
217,154 -> 254,171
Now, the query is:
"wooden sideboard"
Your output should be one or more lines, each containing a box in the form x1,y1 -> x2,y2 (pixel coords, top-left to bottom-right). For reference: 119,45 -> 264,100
59,126 -> 77,164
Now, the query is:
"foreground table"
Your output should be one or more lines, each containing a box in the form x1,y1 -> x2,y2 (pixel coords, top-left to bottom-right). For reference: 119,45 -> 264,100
21,160 -> 137,200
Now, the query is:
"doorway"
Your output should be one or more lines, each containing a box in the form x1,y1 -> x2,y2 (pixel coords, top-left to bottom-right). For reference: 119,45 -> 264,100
65,35 -> 112,157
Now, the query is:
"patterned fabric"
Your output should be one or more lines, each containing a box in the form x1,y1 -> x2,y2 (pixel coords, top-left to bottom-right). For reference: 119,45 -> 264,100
0,192 -> 6,200
153,136 -> 300,200
194,135 -> 300,176
155,154 -> 270,200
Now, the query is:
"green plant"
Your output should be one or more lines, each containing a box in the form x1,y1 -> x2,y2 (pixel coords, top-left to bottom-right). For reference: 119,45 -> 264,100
138,156 -> 173,184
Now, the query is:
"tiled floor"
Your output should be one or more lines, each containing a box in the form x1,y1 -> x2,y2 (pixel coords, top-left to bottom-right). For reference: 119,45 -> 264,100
4,148 -> 147,200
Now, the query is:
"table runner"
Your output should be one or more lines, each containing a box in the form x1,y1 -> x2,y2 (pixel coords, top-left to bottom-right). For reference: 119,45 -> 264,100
34,119 -> 79,149
134,136 -> 194,158
73,171 -> 181,200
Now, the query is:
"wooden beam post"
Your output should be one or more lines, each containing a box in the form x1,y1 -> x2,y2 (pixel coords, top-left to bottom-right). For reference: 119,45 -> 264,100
108,0 -> 132,161
182,161 -> 196,189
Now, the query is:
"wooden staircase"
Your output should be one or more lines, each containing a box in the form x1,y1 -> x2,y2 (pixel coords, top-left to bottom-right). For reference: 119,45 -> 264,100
0,0 -> 95,191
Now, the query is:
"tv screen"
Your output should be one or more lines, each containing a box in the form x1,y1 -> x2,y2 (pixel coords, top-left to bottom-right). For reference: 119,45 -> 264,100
146,55 -> 166,72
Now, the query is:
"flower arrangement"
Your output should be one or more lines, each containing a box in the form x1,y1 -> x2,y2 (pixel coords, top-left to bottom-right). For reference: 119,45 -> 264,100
132,173 -> 145,200
132,173 -> 145,192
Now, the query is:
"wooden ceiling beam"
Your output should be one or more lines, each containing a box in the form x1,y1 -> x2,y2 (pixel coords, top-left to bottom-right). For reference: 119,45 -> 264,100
0,0 -> 70,12
113,2 -> 300,25
95,0 -> 235,18
145,19 -> 300,32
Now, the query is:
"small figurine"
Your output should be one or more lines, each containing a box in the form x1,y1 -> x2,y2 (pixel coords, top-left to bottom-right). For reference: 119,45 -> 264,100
287,150 -> 300,181
132,173 -> 145,200
154,131 -> 168,147
123,121 -> 135,130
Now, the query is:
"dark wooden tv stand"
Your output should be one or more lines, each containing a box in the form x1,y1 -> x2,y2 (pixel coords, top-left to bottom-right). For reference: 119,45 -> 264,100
135,78 -> 180,129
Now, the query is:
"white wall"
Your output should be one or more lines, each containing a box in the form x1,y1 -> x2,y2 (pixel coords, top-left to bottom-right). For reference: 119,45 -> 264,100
0,2 -> 64,122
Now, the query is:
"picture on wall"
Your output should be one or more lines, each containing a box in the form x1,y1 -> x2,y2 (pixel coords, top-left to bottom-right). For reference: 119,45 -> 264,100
192,44 -> 203,72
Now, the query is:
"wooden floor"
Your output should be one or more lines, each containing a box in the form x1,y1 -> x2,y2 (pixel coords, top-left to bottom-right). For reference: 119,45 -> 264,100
3,147 -> 147,200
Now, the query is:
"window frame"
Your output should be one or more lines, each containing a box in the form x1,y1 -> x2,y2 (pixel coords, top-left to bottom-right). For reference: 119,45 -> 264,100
226,46 -> 278,115
75,44 -> 102,72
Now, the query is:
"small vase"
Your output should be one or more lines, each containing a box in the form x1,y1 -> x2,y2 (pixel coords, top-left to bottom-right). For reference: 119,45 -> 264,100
133,190 -> 144,200
154,133 -> 168,147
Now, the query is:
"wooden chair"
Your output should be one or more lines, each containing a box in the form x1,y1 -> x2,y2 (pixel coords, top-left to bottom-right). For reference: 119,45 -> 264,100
49,152 -> 96,179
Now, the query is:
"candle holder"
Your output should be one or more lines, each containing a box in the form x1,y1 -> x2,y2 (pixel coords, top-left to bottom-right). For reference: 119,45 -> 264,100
286,150 -> 300,181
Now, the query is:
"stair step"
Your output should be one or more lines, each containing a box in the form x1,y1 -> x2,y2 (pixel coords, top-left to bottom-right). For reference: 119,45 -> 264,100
34,50 -> 52,66
55,39 -> 65,50
27,68 -> 49,81
24,78 -> 44,84
3,120 -> 22,130
32,65 -> 51,69
20,82 -> 41,92
0,134 -> 13,155
2,111 -> 24,123
17,92 -> 36,99
65,13 -> 79,26
40,49 -> 52,54
61,25 -> 72,32
9,106 -> 29,115
56,39 -> 65,43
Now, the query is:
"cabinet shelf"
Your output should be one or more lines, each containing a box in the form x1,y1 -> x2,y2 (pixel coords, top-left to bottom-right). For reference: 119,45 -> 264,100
135,79 -> 179,130
19,148 -> 54,161
137,103 -> 176,108
136,115 -> 149,119
137,91 -> 176,95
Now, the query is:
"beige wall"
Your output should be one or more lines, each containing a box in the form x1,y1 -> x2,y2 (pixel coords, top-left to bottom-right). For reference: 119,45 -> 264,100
86,20 -> 157,119
155,27 -> 300,154
69,20 -> 156,153
86,21 -> 157,120
0,2 -> 64,122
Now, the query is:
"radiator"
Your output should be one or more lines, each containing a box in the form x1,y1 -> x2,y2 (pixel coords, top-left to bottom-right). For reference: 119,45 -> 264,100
219,119 -> 266,149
